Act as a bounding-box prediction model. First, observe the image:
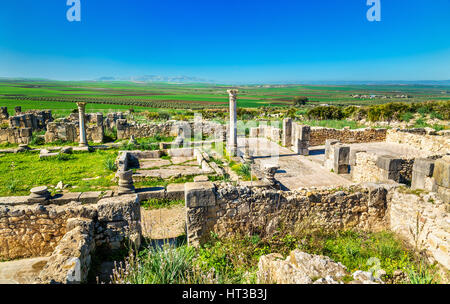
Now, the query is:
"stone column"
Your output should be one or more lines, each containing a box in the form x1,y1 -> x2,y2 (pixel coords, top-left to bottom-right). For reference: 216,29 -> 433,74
76,102 -> 88,147
227,89 -> 238,156
282,118 -> 292,147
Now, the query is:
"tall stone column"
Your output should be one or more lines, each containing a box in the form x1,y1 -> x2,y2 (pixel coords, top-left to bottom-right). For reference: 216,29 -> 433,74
227,89 -> 238,156
76,102 -> 88,147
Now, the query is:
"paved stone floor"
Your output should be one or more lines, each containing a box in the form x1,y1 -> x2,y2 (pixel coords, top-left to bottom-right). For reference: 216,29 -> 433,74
239,137 -> 352,190
0,257 -> 49,284
237,138 -> 426,191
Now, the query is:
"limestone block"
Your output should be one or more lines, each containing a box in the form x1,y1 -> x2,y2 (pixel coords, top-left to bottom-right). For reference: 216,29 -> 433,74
185,182 -> 216,208
166,183 -> 185,200
97,194 -> 140,222
433,156 -> 450,188
297,125 -> 311,141
376,155 -> 403,172
137,187 -> 165,200
413,158 -> 435,176
194,175 -> 209,182
333,145 -> 350,174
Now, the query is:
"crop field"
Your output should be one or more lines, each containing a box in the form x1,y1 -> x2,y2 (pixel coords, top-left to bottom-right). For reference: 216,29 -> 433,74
0,79 -> 449,116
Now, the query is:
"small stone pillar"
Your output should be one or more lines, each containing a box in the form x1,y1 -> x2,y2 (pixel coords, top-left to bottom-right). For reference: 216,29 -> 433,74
376,155 -> 404,182
411,158 -> 435,191
282,118 -> 292,147
227,89 -> 238,156
295,125 -> 310,156
262,163 -> 279,186
28,186 -> 51,203
243,139 -> 253,164
185,182 -> 216,247
76,102 -> 88,147
14,106 -> 22,115
333,145 -> 350,174
116,170 -> 135,195
174,126 -> 185,147
0,107 -> 9,120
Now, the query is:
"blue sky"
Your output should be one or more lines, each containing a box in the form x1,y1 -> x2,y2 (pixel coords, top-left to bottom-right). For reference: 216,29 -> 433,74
0,0 -> 449,83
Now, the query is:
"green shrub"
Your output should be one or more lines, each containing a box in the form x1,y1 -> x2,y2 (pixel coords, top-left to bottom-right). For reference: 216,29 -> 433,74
306,106 -> 344,120
111,244 -> 210,284
400,112 -> 414,122
103,158 -> 117,171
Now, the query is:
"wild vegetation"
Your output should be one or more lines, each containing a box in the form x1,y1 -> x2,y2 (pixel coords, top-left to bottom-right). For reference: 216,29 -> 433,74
111,228 -> 440,284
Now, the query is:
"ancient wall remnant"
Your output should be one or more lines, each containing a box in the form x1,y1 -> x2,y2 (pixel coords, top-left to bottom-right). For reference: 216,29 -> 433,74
386,128 -> 450,155
116,119 -> 222,140
185,183 -> 389,247
44,119 -> 104,143
0,195 -> 141,268
0,127 -> 32,144
388,188 -> 449,269
309,127 -> 387,146
352,152 -> 415,185
8,109 -> 53,131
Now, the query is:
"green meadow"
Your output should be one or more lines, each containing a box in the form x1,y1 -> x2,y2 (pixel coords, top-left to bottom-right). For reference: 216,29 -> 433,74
1,80 -> 449,116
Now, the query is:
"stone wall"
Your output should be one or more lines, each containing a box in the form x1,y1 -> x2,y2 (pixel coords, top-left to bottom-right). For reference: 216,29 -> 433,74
8,110 -> 53,131
309,127 -> 387,146
386,128 -> 450,155
388,188 -> 449,269
351,152 -> 415,185
116,119 -> 223,140
0,195 -> 141,266
44,119 -> 104,143
0,127 -> 32,144
185,182 -> 388,246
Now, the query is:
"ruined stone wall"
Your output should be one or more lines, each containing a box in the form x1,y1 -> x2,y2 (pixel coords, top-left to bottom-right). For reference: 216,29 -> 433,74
8,110 -> 53,131
309,127 -> 387,146
0,127 -> 32,144
386,128 -> 450,155
185,182 -> 388,246
351,152 -> 415,185
0,195 -> 141,265
351,152 -> 384,183
116,119 -> 223,140
388,188 -> 450,270
44,120 -> 104,143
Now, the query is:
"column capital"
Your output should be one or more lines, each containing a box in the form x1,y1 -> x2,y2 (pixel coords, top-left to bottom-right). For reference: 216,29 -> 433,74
227,89 -> 238,97
76,102 -> 87,110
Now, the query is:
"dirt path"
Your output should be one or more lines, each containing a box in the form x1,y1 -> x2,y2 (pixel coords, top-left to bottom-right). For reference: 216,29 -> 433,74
0,257 -> 49,284
140,205 -> 186,240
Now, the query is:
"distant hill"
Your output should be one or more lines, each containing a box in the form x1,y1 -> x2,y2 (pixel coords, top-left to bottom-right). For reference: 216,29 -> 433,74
95,75 -> 215,83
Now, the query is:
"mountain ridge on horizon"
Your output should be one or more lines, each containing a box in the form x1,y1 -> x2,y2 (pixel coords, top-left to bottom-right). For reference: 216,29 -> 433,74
1,76 -> 450,86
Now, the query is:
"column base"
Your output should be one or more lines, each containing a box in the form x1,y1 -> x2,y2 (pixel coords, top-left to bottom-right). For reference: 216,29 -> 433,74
226,145 -> 238,157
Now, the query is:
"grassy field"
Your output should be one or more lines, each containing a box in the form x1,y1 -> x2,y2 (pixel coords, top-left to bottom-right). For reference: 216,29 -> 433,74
0,150 -> 118,196
1,79 -> 449,116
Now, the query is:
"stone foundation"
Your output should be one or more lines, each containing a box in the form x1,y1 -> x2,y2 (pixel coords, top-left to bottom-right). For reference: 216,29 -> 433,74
185,182 -> 388,246
388,188 -> 449,269
45,119 -> 104,143
386,128 -> 449,155
0,127 -> 32,144
0,195 -> 141,276
309,127 -> 387,146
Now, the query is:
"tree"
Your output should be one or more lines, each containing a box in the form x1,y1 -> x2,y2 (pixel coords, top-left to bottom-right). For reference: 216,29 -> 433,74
293,96 -> 309,106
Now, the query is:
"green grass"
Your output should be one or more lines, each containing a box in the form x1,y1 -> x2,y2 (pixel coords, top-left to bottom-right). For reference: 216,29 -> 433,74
302,119 -> 365,129
0,149 -> 118,196
134,175 -> 195,189
1,80 -> 449,114
141,198 -> 184,210
110,229 -> 438,284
